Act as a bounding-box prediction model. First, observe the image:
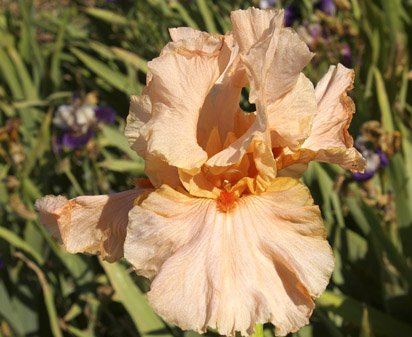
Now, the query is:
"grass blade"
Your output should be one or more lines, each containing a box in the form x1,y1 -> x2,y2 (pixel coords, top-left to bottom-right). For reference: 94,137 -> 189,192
100,260 -> 172,337
317,291 -> 412,337
0,227 -> 44,265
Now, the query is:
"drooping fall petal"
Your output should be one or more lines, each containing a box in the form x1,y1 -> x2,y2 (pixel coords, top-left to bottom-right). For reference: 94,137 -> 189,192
124,179 -> 334,336
35,188 -> 147,262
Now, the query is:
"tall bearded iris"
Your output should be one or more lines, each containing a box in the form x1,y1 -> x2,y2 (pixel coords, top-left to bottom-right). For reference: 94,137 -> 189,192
36,8 -> 365,337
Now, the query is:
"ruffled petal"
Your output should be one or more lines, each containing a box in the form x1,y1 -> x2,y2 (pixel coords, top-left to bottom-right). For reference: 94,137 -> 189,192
197,36 -> 247,150
268,73 -> 317,149
35,188 -> 146,262
208,8 -> 314,173
302,64 -> 365,171
238,13 -> 313,107
231,8 -> 283,53
138,34 -> 224,170
245,28 -> 314,151
125,179 -> 333,336
169,27 -> 204,42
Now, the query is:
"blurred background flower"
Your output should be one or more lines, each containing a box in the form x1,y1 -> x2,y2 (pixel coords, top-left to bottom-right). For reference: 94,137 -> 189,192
315,0 -> 336,15
352,121 -> 400,182
53,92 -> 116,150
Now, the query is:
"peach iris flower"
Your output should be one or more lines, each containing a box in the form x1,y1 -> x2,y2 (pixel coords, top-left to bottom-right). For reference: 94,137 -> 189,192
36,8 -> 365,337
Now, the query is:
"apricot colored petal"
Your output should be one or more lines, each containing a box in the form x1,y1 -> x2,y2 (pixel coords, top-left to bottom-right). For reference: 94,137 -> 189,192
35,189 -> 146,262
140,43 -> 221,170
166,30 -> 245,151
169,27 -> 203,42
145,153 -> 181,189
240,15 -> 313,106
231,140 -> 277,195
125,180 -> 333,336
303,64 -> 365,171
178,169 -> 220,199
268,73 -> 317,149
205,121 -> 259,167
125,95 -> 151,157
231,8 -> 283,53
229,8 -> 314,157
168,27 -> 225,54
197,40 -> 246,149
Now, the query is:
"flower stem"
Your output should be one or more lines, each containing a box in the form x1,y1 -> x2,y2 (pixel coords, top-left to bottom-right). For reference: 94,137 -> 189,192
251,324 -> 264,337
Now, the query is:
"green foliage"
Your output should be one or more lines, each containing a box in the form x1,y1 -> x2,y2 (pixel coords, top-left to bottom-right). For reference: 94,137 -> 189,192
1,0 -> 412,336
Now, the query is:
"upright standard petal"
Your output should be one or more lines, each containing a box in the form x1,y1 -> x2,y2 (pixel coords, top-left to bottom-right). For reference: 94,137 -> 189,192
124,180 -> 334,336
231,7 -> 283,53
139,35 -> 223,170
302,64 -> 365,171
35,188 -> 147,262
197,35 -> 247,150
242,21 -> 315,150
268,73 -> 317,149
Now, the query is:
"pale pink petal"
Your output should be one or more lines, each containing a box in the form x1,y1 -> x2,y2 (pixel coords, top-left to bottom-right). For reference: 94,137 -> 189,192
35,188 -> 147,262
139,40 -> 222,170
202,10 -> 281,170
125,180 -> 333,336
302,64 -> 365,171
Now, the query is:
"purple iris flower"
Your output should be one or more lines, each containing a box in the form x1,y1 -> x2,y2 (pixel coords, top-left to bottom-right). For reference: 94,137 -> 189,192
259,0 -> 277,9
284,5 -> 300,27
340,43 -> 352,67
95,106 -> 116,124
377,149 -> 389,167
315,0 -> 336,15
352,170 -> 376,182
307,23 -> 322,39
53,99 -> 116,150
352,136 -> 389,182
58,129 -> 96,149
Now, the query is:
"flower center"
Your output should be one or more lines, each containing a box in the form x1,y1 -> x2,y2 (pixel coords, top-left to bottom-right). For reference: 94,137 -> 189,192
217,190 -> 237,212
